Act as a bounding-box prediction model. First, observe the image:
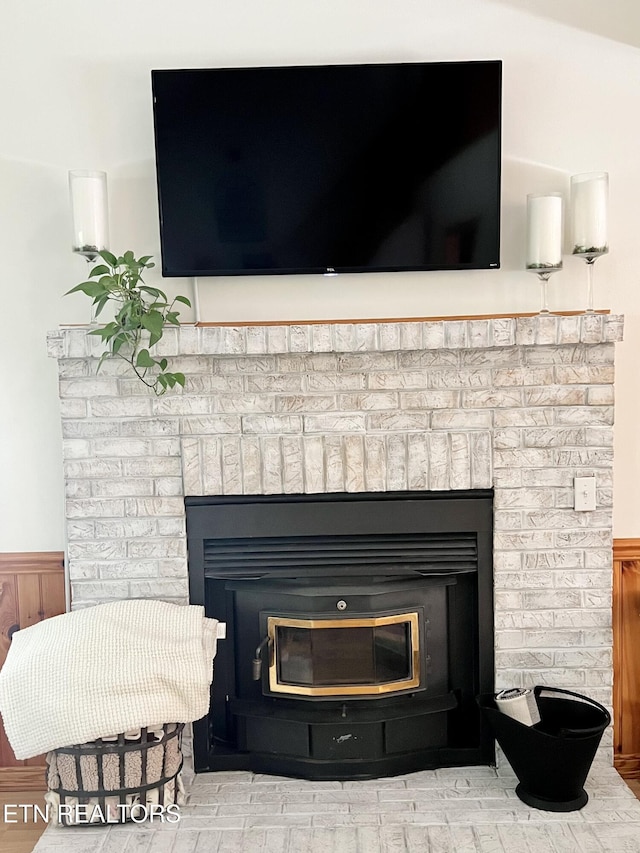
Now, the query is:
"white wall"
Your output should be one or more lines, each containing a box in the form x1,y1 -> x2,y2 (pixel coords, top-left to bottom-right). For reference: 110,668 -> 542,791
1,0 -> 639,550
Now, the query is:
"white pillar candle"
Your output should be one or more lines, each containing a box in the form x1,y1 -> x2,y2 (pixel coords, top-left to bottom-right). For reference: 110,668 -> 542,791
570,171 -> 608,256
526,193 -> 563,270
69,170 -> 109,254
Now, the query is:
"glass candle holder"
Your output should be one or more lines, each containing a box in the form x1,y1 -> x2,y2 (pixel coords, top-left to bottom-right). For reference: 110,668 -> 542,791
69,170 -> 109,262
570,171 -> 608,312
526,192 -> 563,314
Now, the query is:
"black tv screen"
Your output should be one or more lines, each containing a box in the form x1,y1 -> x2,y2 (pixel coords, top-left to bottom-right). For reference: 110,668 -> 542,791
151,60 -> 502,277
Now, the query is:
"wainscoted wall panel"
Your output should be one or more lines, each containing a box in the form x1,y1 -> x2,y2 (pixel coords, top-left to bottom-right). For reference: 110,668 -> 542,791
613,538 -> 640,779
0,552 -> 65,789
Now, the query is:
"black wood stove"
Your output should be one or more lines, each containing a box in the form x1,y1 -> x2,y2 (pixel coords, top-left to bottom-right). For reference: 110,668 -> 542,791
186,490 -> 494,780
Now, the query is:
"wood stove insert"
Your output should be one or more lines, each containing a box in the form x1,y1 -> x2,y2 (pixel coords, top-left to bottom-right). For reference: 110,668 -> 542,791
186,490 -> 494,780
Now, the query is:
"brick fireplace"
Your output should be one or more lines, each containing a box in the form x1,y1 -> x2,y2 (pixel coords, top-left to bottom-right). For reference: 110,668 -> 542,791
48,313 -> 621,768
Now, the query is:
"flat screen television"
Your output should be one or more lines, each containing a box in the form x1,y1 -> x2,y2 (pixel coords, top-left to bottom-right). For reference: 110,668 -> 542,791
151,60 -> 502,277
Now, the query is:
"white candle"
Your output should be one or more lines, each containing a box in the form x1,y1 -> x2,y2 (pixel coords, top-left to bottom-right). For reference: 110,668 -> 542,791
570,171 -> 608,256
526,193 -> 563,270
69,170 -> 109,253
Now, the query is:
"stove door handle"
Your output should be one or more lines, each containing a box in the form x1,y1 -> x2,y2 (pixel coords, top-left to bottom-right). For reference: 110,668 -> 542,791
252,635 -> 273,680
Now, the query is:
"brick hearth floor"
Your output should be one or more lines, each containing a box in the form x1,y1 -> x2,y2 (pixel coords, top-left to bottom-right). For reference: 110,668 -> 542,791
32,762 -> 640,852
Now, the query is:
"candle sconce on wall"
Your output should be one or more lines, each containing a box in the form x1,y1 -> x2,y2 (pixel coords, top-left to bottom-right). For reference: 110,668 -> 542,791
570,171 -> 609,313
526,192 -> 563,315
69,170 -> 110,264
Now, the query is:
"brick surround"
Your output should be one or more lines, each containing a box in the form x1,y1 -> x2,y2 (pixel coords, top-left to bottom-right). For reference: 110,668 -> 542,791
48,313 -> 622,759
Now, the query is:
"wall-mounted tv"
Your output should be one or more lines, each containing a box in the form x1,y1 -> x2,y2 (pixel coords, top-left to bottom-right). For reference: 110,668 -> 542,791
151,60 -> 502,278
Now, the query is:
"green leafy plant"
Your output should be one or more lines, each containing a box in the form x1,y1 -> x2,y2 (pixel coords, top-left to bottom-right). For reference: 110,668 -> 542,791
66,250 -> 191,395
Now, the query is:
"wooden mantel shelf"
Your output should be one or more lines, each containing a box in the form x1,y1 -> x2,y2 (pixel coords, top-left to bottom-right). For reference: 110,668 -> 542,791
192,310 -> 611,327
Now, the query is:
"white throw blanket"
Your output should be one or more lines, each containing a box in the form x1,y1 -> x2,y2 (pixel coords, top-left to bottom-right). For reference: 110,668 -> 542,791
0,599 -> 218,760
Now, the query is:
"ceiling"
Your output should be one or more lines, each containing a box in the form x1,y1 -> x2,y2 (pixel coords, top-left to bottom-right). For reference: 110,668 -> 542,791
494,0 -> 640,50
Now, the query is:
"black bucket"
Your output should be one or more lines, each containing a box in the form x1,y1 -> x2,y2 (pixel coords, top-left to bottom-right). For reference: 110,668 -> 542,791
477,686 -> 610,812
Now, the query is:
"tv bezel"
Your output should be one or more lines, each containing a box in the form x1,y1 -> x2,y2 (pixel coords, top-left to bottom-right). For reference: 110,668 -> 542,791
151,59 -> 503,278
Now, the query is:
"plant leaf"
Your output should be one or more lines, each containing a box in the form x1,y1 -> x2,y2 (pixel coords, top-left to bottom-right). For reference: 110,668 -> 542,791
89,264 -> 111,278
141,310 -> 164,340
174,295 -> 192,307
99,249 -> 118,267
136,348 -> 156,368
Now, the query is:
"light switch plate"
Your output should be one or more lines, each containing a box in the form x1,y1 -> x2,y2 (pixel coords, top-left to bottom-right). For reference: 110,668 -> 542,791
574,476 -> 596,511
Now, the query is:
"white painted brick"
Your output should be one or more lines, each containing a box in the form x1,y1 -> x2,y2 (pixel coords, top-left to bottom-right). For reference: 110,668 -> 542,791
128,538 -> 186,558
90,396 -> 153,417
303,435 -> 325,493
218,355 -> 277,374
428,432 -> 450,491
216,393 -> 276,413
248,374 -> 304,393
282,435 -> 305,493
557,315 -> 581,343
581,313 -> 605,342
288,324 -> 310,352
65,480 -> 91,498
407,434 -> 428,490
128,579 -> 188,599
98,560 -> 159,579
182,415 -> 241,435
304,413 -> 365,433
364,435 -> 386,491
491,318 -> 516,346
122,457 -> 182,477
124,497 -> 185,516
95,519 -> 157,538
241,436 -> 262,493
367,411 -> 429,431
266,325 -> 288,353
220,436 -> 243,492
555,364 -> 615,384
470,431 -> 492,487
493,408 -> 552,427
274,394 -> 336,413
184,374 -> 244,394
449,433 -> 471,489
399,322 -> 422,350
462,388 -> 522,408
492,367 -> 554,387
431,410 -> 491,430
60,377 -> 120,397
246,325 -> 267,354
343,434 -> 365,493
342,352 -> 397,372
493,511 -> 525,531
339,392 -> 397,411
262,436 -> 284,493
444,320 -> 468,348
310,324 -> 333,352
354,323 -> 378,352
421,321 -> 444,349
309,372 -> 365,391
400,349 -> 458,368
523,550 -> 584,569
59,399 -> 89,418
400,390 -> 460,409
67,498 -> 126,518
534,314 -> 558,345
324,435 -> 345,492
92,478 -> 154,497
387,434 -> 408,491
379,323 -> 401,351
334,323 -> 356,352
468,319 -> 491,348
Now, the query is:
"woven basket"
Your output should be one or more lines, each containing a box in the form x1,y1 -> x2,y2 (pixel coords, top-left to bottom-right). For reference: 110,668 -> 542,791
46,723 -> 184,825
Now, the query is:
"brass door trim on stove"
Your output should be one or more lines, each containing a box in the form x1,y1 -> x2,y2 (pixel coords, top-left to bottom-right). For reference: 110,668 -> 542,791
267,612 -> 421,697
